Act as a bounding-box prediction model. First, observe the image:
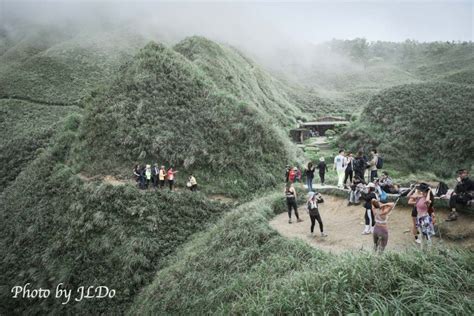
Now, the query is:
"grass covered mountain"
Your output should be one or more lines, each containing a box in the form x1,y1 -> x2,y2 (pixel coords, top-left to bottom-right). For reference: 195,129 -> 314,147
1,21 -> 473,315
174,36 -> 335,124
266,39 -> 473,113
0,122 -> 228,314
0,26 -> 145,104
338,81 -> 474,177
0,36 -> 303,314
129,192 -> 473,315
74,40 -> 299,196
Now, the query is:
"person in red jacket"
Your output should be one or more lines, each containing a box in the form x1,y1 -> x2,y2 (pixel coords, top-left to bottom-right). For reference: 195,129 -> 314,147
288,167 -> 296,183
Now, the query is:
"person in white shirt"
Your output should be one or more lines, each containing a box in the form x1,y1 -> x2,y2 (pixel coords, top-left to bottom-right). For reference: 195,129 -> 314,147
333,149 -> 346,188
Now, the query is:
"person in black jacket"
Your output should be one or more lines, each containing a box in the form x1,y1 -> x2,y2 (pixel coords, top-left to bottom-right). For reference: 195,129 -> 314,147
305,162 -> 316,192
138,165 -> 146,190
353,151 -> 366,181
343,152 -> 354,188
446,169 -> 474,221
316,157 -> 328,186
362,183 -> 377,235
307,191 -> 327,237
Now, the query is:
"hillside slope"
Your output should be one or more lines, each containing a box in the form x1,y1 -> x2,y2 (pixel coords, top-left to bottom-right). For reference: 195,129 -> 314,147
338,81 -> 474,176
0,99 -> 79,191
74,41 -> 298,196
0,27 -> 145,104
0,119 -> 228,314
129,192 -> 473,315
174,36 -> 335,124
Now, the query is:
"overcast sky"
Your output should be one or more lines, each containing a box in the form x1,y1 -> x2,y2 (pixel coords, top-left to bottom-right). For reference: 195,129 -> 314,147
2,0 -> 472,44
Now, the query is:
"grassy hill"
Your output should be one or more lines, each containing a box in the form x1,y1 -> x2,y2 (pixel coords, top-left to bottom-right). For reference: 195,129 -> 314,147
0,36 -> 309,314
0,26 -> 145,104
0,99 -> 79,191
266,40 -> 473,114
0,118 -> 229,314
129,192 -> 473,315
174,36 -> 334,124
74,40 -> 299,197
338,81 -> 474,177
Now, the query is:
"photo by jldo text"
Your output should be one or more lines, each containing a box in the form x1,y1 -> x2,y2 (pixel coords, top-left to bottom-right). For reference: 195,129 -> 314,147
11,283 -> 116,305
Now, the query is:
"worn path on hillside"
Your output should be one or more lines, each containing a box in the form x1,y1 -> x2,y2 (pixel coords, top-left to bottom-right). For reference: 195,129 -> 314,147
77,173 -> 237,203
270,195 -> 473,253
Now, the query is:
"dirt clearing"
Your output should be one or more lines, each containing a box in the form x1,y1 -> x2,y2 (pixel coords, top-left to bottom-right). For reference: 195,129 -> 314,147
270,195 -> 473,253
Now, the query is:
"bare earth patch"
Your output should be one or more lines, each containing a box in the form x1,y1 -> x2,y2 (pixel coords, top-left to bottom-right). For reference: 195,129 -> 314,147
270,195 -> 473,253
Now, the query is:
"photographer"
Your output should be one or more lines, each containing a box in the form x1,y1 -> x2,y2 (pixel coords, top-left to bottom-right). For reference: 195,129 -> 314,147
307,191 -> 327,237
379,171 -> 395,193
446,169 -> 474,221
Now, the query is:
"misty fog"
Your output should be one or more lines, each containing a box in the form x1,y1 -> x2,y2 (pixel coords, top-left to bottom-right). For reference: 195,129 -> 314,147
1,0 -> 472,80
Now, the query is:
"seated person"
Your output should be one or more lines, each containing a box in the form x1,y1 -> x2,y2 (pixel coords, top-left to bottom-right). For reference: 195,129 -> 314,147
348,176 -> 366,206
379,171 -> 398,193
446,169 -> 474,221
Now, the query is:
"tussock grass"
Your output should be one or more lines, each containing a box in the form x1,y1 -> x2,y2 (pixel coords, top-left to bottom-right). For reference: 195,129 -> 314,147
0,99 -> 79,191
338,82 -> 474,178
129,192 -> 473,315
0,118 -> 230,314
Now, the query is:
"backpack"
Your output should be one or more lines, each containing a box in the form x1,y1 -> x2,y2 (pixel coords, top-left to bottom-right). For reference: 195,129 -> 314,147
377,186 -> 388,203
376,156 -> 384,169
435,181 -> 449,197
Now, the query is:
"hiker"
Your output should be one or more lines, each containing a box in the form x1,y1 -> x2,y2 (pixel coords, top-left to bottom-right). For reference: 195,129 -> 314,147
295,167 -> 302,185
152,163 -> 159,189
316,157 -> 328,186
446,169 -> 474,221
333,149 -> 346,189
145,164 -> 152,189
362,183 -> 377,235
138,165 -> 146,189
371,199 -> 395,253
368,149 -> 379,182
133,164 -> 141,187
288,166 -> 296,183
348,175 -> 365,206
343,152 -> 354,188
408,183 -> 435,246
167,167 -> 178,191
285,165 -> 291,183
307,191 -> 328,237
353,151 -> 366,180
407,183 -> 435,244
159,165 -> 166,189
188,174 -> 198,191
407,185 -> 421,243
285,183 -> 302,224
305,162 -> 316,192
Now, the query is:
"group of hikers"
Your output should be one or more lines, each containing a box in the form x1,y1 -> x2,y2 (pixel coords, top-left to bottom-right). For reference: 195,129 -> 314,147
132,164 -> 197,191
284,148 -> 474,252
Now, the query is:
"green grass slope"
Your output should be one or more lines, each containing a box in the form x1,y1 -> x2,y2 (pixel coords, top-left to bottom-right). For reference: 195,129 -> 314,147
0,118 -> 228,314
175,36 -> 339,123
175,36 -> 315,124
129,192 -> 473,315
74,41 -> 297,197
338,81 -> 474,177
0,99 -> 79,191
0,27 -> 144,104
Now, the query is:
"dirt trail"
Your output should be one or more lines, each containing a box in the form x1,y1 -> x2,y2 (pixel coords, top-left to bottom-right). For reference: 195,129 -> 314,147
270,195 -> 473,253
77,173 -> 237,203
